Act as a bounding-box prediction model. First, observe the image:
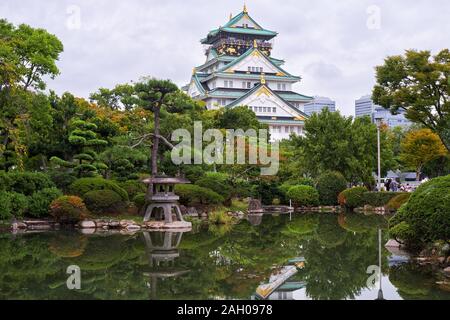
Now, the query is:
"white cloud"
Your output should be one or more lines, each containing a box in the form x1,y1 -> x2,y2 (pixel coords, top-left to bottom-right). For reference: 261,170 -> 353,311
1,0 -> 449,115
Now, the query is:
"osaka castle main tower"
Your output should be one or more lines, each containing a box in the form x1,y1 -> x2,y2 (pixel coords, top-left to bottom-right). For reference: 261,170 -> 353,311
184,5 -> 313,141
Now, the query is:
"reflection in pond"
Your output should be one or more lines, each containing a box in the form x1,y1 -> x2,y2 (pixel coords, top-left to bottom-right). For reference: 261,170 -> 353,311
142,232 -> 189,300
0,213 -> 449,300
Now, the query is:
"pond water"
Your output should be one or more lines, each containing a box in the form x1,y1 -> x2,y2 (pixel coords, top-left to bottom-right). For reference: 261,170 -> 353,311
0,213 -> 449,300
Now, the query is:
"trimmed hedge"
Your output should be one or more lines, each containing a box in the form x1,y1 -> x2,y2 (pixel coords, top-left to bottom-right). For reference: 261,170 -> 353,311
362,192 -> 408,208
28,188 -> 63,218
316,171 -> 347,206
133,193 -> 146,210
119,180 -> 147,199
175,184 -> 224,206
338,187 -> 368,210
286,185 -> 320,208
0,172 -> 55,196
69,178 -> 129,201
83,189 -> 125,215
389,175 -> 450,248
386,193 -> 411,212
196,172 -> 233,201
50,196 -> 89,223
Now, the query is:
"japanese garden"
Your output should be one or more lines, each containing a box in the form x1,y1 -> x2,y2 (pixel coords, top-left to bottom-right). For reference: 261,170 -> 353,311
0,5 -> 449,301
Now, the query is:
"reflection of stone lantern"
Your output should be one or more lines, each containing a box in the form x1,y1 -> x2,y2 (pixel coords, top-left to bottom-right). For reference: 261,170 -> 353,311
143,176 -> 190,223
142,231 -> 190,300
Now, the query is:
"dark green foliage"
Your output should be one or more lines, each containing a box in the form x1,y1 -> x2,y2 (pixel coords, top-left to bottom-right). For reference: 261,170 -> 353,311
132,193 -> 146,210
338,187 -> 368,210
196,172 -> 233,202
389,175 -> 450,247
251,179 -> 284,205
362,192 -> 408,208
386,193 -> 411,212
28,187 -> 63,217
175,185 -> 224,206
69,178 -> 128,201
6,192 -> 29,218
119,180 -> 146,199
49,196 -> 88,223
48,170 -> 77,193
316,171 -> 348,206
0,192 -> 12,220
83,190 -> 125,215
286,185 -> 320,207
0,172 -> 54,196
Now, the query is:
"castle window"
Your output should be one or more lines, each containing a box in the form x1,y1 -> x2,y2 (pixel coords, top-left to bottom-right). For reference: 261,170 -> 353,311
272,107 -> 276,113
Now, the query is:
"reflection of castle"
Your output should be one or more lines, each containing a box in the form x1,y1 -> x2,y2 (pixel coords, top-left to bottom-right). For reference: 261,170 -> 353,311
142,231 -> 190,300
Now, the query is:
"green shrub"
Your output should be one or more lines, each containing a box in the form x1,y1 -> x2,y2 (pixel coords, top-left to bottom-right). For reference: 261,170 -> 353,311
133,193 -> 146,210
83,189 -> 125,215
175,184 -> 224,206
50,196 -> 89,223
0,172 -> 55,196
316,171 -> 347,206
338,187 -> 368,210
28,187 -> 63,218
119,180 -> 147,199
286,185 -> 320,207
48,171 -> 77,193
69,177 -> 128,201
389,175 -> 450,248
0,192 -> 12,220
7,192 -> 29,218
362,192 -> 406,207
196,172 -> 233,201
386,193 -> 411,212
208,211 -> 233,225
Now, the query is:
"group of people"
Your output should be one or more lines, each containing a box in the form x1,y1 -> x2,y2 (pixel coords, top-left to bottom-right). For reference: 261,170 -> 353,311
384,179 -> 415,192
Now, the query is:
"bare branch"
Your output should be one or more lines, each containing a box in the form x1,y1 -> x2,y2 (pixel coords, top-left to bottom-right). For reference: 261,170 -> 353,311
131,133 -> 174,149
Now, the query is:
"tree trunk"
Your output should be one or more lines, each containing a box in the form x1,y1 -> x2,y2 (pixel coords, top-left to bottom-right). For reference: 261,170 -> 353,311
151,108 -> 160,176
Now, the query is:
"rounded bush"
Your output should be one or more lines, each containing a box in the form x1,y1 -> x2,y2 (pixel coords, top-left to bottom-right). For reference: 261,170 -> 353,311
338,187 -> 368,210
49,171 -> 77,193
83,189 -> 125,215
119,180 -> 147,199
0,172 -> 54,196
28,188 -> 63,218
50,196 -> 89,223
286,185 -> 320,207
386,193 -> 411,212
7,192 -> 29,218
0,192 -> 12,220
362,192 -> 405,207
316,171 -> 347,206
175,184 -> 224,206
69,177 -> 128,201
133,193 -> 146,210
389,175 -> 450,248
196,172 -> 233,201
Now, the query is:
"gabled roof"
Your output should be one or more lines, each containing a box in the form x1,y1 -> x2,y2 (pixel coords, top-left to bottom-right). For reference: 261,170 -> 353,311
190,73 -> 208,94
216,46 -> 296,78
201,8 -> 277,44
226,83 -> 309,119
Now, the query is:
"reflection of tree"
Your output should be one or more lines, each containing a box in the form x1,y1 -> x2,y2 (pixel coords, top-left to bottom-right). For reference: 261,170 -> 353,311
389,263 -> 450,300
300,215 -> 386,300
339,213 -> 389,234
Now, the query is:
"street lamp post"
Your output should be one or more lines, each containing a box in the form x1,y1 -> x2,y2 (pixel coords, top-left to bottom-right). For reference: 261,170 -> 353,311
375,117 -> 383,191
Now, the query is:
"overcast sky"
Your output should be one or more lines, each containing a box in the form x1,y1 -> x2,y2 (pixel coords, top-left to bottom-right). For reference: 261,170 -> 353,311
2,0 -> 449,115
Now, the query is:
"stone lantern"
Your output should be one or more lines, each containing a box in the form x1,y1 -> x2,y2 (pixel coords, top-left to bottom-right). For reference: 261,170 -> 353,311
142,175 -> 190,224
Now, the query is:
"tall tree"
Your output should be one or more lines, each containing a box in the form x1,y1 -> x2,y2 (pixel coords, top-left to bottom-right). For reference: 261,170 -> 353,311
400,128 -> 447,180
134,79 -> 178,176
373,49 -> 450,151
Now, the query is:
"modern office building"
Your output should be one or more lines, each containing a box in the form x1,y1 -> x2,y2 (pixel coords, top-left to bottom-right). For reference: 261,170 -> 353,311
303,96 -> 336,116
355,95 -> 412,128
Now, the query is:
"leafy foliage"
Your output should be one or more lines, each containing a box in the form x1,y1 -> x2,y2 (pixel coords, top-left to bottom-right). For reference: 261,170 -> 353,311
386,193 -> 411,212
175,184 -> 224,206
338,187 -> 368,210
69,178 -> 128,201
362,192 -> 407,208
83,190 -> 125,215
316,171 -> 348,206
286,185 -> 320,207
50,196 -> 88,223
389,175 -> 450,247
28,187 -> 63,217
